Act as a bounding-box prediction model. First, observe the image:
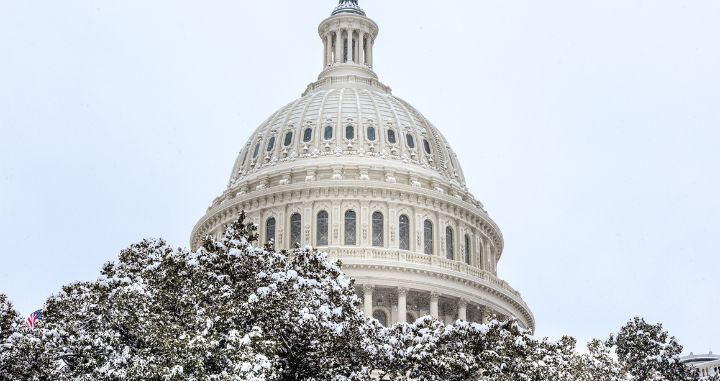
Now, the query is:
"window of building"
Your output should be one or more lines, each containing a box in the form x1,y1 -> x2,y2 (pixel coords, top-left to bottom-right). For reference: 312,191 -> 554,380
424,220 -> 433,255
290,213 -> 302,247
253,142 -> 260,158
406,133 -> 415,149
316,211 -> 329,246
446,226 -> 454,260
346,125 -> 354,140
423,139 -> 432,154
344,210 -> 357,245
283,131 -> 293,147
387,129 -> 397,144
373,310 -> 388,326
266,217 -> 276,244
372,211 -> 384,247
465,234 -> 471,265
267,136 -> 276,151
324,126 -> 333,141
399,214 -> 410,250
367,126 -> 376,141
303,128 -> 313,142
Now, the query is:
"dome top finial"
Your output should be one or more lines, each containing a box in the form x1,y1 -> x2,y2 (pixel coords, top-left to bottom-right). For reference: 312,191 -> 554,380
332,0 -> 365,16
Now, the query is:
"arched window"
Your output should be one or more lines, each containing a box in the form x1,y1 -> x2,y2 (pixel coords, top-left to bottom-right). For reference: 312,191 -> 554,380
423,139 -> 432,154
290,213 -> 302,248
267,136 -> 276,152
367,126 -> 376,141
387,129 -> 397,144
283,131 -> 293,147
406,133 -> 415,149
465,234 -> 472,265
424,220 -> 433,255
345,125 -> 354,140
253,142 -> 260,158
324,126 -> 333,140
399,215 -> 410,251
373,310 -> 388,327
316,211 -> 329,246
372,211 -> 384,247
266,217 -> 276,244
446,227 -> 454,260
344,210 -> 357,245
303,128 -> 313,142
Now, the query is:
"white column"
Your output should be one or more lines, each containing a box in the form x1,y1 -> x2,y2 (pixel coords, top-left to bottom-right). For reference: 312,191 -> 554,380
429,291 -> 439,319
344,29 -> 351,62
367,37 -> 373,67
359,33 -> 365,65
458,299 -> 467,321
325,34 -> 332,67
353,30 -> 359,63
334,31 -> 342,64
398,287 -> 408,323
322,35 -> 327,67
363,284 -> 374,317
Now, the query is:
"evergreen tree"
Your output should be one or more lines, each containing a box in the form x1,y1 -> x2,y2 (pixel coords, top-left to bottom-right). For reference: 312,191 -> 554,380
0,214 -> 711,380
608,317 -> 698,381
0,213 -> 377,380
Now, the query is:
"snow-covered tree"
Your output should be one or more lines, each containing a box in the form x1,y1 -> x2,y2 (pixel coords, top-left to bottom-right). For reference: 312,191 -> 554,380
1,213 -> 378,380
0,214 -> 709,381
377,316 -> 581,381
609,317 -> 698,381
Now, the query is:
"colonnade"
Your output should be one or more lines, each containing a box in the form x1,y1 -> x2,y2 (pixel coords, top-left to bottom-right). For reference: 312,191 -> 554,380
360,285 -> 497,326
323,29 -> 374,67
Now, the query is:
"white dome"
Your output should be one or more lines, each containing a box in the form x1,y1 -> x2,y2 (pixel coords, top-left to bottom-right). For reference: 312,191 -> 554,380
229,85 -> 467,191
192,1 -> 534,330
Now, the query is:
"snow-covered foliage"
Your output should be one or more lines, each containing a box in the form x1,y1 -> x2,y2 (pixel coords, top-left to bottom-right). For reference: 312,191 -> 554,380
0,214 -> 706,380
610,317 -> 699,381
0,213 -> 378,380
377,317 -> 579,380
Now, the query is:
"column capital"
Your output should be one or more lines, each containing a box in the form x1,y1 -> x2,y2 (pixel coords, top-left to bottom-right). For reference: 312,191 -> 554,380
397,287 -> 409,296
458,298 -> 467,308
363,284 -> 375,293
430,291 -> 439,301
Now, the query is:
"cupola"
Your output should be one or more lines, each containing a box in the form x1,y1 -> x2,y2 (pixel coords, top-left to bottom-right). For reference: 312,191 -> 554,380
317,0 -> 379,82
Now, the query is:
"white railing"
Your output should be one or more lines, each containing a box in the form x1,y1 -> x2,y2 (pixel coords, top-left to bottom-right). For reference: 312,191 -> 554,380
323,247 -> 523,300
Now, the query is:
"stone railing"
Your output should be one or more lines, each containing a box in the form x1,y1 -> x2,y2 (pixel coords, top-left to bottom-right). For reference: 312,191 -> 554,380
302,75 -> 392,96
324,247 -> 523,301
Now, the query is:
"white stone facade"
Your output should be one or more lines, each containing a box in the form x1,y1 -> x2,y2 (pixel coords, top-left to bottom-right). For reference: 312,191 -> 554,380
682,353 -> 720,378
190,0 -> 535,330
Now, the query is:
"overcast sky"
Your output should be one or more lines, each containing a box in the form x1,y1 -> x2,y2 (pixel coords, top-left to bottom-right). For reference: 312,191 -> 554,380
1,0 -> 718,353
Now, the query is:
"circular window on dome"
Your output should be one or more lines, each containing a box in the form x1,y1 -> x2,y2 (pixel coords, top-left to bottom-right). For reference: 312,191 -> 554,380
423,139 -> 432,154
303,128 -> 313,143
267,136 -> 276,152
387,129 -> 397,144
406,134 -> 415,149
367,126 -> 376,141
345,125 -> 355,140
284,131 -> 293,147
324,126 -> 333,141
253,142 -> 260,158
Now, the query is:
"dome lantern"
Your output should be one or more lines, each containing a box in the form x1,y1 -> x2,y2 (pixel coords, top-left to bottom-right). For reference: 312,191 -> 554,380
317,0 -> 379,84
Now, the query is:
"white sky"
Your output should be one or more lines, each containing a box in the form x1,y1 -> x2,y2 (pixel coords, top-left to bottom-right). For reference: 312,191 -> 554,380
1,0 -> 718,353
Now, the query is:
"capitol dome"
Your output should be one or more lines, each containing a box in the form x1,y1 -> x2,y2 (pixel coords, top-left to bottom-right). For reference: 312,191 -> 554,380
191,0 -> 534,330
